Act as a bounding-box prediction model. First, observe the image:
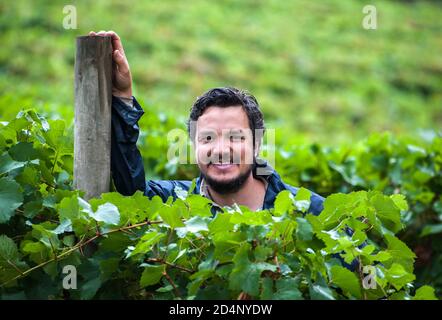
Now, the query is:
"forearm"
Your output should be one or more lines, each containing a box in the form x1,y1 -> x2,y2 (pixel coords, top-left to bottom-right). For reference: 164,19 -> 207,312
110,95 -> 146,195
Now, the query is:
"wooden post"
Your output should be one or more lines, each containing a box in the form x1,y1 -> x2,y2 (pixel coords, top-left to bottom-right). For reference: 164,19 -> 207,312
74,36 -> 113,199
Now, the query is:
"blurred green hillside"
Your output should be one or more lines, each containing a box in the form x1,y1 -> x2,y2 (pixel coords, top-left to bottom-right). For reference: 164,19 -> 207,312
0,0 -> 441,143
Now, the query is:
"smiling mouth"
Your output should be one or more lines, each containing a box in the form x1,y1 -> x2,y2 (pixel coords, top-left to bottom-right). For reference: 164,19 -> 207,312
209,163 -> 237,170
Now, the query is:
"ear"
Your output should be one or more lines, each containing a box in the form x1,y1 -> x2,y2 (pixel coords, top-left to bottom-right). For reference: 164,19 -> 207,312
254,143 -> 261,158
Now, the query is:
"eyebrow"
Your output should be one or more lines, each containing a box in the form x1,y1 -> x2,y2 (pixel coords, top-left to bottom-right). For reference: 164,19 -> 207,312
228,129 -> 244,134
198,130 -> 216,136
197,129 -> 247,136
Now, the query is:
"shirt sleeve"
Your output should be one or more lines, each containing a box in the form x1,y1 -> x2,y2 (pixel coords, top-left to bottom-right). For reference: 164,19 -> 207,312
110,96 -> 192,201
111,95 -> 146,196
116,96 -> 134,108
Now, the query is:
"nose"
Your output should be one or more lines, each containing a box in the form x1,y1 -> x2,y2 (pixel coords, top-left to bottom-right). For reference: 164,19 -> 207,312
211,137 -> 232,163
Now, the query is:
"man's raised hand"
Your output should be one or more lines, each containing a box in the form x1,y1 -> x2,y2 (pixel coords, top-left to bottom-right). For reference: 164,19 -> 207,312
89,30 -> 133,99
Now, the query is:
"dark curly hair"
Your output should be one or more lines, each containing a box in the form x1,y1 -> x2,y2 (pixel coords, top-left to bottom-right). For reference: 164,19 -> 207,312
187,87 -> 265,147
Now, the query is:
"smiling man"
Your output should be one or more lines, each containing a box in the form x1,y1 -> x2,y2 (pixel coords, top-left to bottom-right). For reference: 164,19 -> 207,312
90,31 -> 324,215
188,90 -> 267,211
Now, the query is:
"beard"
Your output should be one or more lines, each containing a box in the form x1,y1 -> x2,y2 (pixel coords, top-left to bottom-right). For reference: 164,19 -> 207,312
201,164 -> 254,195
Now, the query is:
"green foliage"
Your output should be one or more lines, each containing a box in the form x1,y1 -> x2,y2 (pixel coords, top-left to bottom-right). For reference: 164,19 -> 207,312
0,110 -> 439,300
0,177 -> 23,223
273,132 -> 442,296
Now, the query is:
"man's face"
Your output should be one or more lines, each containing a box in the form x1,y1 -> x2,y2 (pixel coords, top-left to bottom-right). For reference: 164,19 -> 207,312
194,105 -> 255,194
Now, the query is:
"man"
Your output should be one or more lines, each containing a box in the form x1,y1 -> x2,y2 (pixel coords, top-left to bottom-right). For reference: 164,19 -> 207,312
89,31 -> 325,216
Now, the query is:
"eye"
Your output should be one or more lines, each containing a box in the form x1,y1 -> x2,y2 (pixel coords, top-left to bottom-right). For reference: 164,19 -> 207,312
201,134 -> 213,143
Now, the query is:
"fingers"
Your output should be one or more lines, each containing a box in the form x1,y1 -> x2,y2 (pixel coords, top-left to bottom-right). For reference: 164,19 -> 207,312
89,30 -> 124,54
89,30 -> 111,37
107,30 -> 125,54
113,49 -> 129,74
89,30 -> 129,73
